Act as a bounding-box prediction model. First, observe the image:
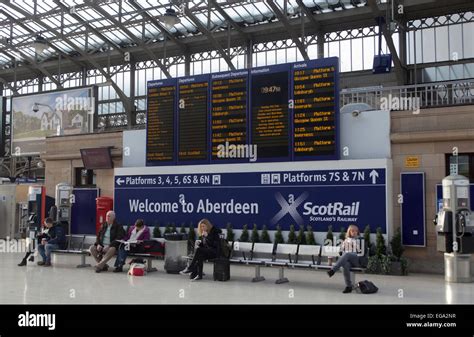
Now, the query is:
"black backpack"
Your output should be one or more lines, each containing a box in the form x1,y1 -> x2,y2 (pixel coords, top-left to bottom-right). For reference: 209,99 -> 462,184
357,280 -> 378,294
219,238 -> 231,259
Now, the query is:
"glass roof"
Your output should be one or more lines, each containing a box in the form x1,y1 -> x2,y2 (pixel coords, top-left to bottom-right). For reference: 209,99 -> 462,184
0,0 -> 370,67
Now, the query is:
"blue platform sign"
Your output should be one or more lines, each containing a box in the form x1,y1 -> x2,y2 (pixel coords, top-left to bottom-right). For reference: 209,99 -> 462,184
114,164 -> 388,233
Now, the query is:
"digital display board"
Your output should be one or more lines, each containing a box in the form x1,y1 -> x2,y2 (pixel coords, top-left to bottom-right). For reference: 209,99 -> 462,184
178,76 -> 209,162
293,60 -> 338,159
250,65 -> 290,160
145,57 -> 339,166
146,80 -> 176,164
211,71 -> 248,162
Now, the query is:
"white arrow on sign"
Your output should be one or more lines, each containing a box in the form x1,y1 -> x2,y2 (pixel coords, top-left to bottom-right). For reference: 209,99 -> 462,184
116,178 -> 125,186
369,170 -> 379,184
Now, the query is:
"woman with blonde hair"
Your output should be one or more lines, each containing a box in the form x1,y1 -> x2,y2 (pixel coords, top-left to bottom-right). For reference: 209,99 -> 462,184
327,224 -> 365,293
180,218 -> 222,281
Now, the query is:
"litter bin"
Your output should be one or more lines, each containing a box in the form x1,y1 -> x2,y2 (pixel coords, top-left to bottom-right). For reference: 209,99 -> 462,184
164,233 -> 188,274
445,253 -> 472,283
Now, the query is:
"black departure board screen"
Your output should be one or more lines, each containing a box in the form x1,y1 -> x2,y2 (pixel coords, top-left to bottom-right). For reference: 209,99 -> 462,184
145,57 -> 340,166
250,66 -> 290,160
146,79 -> 176,164
293,60 -> 338,159
211,71 -> 248,161
178,76 -> 209,162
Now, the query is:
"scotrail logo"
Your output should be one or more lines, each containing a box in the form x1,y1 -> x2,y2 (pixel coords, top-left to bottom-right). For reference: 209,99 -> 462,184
271,192 -> 361,225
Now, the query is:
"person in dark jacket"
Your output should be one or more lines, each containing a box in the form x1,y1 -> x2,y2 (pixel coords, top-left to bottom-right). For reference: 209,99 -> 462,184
18,218 -> 50,266
113,219 -> 151,273
89,210 -> 126,273
37,217 -> 66,267
180,218 -> 221,281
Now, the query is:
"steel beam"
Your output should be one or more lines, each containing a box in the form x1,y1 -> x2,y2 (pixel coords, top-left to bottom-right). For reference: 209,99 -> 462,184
209,0 -> 249,40
267,0 -> 309,61
0,0 -> 133,127
90,3 -> 171,78
127,0 -> 187,52
367,0 -> 406,84
183,6 -> 236,71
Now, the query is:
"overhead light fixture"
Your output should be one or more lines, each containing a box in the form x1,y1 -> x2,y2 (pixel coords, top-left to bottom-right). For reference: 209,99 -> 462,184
158,7 -> 181,29
33,35 -> 48,54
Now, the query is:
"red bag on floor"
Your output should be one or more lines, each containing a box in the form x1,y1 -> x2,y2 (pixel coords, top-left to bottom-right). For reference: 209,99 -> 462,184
128,263 -> 146,276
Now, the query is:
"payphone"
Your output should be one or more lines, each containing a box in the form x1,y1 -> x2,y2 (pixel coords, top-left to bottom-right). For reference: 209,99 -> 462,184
434,175 -> 474,282
55,183 -> 73,234
27,185 -> 54,231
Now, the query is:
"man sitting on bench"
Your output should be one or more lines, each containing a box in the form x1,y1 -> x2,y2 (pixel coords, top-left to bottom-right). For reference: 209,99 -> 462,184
327,225 -> 365,293
37,218 -> 67,267
112,219 -> 151,273
90,211 -> 126,273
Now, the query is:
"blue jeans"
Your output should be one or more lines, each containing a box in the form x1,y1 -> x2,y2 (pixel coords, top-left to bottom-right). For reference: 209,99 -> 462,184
38,243 -> 59,263
114,244 -> 128,267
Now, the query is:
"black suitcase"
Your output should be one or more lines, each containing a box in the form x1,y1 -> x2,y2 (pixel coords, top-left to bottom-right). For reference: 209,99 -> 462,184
213,258 -> 230,281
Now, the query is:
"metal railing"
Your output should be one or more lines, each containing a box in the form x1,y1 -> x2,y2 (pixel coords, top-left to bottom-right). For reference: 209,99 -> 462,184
341,79 -> 474,110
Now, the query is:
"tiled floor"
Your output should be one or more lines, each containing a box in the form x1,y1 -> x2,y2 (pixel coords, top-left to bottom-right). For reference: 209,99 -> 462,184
1,253 -> 473,304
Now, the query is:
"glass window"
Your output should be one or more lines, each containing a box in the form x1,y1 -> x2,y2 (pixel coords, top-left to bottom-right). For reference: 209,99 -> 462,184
446,154 -> 474,182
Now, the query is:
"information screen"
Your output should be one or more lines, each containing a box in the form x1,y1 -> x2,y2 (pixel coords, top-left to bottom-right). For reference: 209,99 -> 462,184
178,77 -> 209,162
146,81 -> 176,163
145,57 -> 339,166
293,62 -> 337,158
211,71 -> 248,161
250,67 -> 289,160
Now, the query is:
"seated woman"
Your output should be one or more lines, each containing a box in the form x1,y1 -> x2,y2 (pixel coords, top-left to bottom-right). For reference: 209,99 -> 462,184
113,219 -> 150,273
180,219 -> 221,281
327,224 -> 365,293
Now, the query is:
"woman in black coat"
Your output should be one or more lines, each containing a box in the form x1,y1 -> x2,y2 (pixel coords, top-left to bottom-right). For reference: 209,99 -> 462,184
180,218 -> 221,281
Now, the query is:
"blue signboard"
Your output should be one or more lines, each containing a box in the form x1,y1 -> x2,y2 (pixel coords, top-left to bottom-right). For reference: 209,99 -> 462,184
114,166 -> 387,233
401,172 -> 426,247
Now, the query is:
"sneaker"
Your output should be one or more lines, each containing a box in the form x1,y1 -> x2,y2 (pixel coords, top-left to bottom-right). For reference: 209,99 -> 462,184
191,275 -> 203,282
113,266 -> 123,273
43,262 -> 51,267
179,268 -> 191,275
37,261 -> 45,266
327,269 -> 335,278
342,286 -> 353,294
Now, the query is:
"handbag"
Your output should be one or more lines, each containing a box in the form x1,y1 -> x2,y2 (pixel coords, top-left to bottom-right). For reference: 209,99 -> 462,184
357,280 -> 378,294
128,263 -> 147,276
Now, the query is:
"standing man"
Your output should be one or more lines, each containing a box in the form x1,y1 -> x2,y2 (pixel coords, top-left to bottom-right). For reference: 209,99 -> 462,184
90,210 -> 125,273
37,218 -> 67,267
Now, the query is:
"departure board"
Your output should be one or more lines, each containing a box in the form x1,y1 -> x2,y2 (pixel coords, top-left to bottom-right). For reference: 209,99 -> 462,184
293,60 -> 338,159
145,57 -> 340,166
178,76 -> 209,162
250,66 -> 290,159
146,80 -> 176,164
211,71 -> 248,161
